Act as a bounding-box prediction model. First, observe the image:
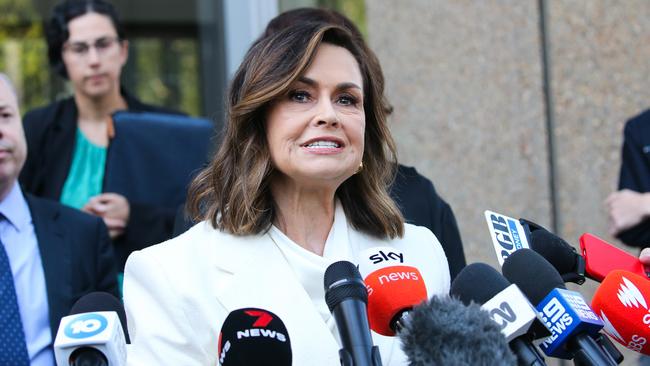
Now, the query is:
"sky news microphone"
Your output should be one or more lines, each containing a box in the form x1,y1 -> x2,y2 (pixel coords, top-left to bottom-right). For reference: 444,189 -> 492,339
502,249 -> 617,365
324,260 -> 382,366
357,247 -> 428,336
54,292 -> 127,366
450,263 -> 549,366
217,307 -> 291,366
591,269 -> 650,355
399,294 -> 517,366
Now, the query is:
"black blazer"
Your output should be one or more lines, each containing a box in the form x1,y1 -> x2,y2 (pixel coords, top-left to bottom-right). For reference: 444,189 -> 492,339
20,91 -> 183,269
174,164 -> 467,279
389,165 -> 466,279
26,193 -> 119,340
617,109 -> 650,247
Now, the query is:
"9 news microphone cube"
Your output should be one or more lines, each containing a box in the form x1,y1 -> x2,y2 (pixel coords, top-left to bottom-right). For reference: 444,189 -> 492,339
537,289 -> 603,359
54,311 -> 127,366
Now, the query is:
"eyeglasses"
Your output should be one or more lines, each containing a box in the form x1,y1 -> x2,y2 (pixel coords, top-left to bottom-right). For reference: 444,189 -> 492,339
63,36 -> 121,59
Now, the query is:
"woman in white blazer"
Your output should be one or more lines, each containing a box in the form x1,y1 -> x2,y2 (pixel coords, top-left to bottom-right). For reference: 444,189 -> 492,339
123,20 -> 450,366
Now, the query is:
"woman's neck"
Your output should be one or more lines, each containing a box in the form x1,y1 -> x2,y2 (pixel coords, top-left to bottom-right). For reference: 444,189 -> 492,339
75,90 -> 127,122
75,90 -> 127,146
271,181 -> 337,256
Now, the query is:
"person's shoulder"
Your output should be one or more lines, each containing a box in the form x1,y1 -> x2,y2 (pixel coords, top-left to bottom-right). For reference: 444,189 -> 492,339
26,194 -> 102,226
402,222 -> 439,244
133,221 -> 224,261
395,164 -> 438,194
123,91 -> 186,116
22,98 -> 73,128
624,109 -> 650,134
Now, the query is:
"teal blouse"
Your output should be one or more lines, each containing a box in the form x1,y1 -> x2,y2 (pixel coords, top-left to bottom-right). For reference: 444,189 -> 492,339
60,128 -> 107,209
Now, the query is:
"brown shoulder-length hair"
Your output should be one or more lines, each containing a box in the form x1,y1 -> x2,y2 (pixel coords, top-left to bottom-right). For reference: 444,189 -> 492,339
187,21 -> 404,238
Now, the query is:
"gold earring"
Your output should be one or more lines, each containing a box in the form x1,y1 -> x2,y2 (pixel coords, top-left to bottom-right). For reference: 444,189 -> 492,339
355,161 -> 364,174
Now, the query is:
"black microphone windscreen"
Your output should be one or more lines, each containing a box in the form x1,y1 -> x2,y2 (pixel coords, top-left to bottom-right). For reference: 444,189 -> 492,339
323,260 -> 367,312
218,308 -> 292,366
529,229 -> 578,275
502,249 -> 565,304
69,292 -> 129,343
450,263 -> 510,305
400,295 -> 517,366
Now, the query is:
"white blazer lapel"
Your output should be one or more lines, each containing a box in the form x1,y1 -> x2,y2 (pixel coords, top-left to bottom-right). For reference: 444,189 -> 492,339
211,232 -> 341,365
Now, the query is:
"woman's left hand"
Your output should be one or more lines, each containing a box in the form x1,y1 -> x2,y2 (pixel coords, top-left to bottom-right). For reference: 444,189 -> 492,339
605,189 -> 650,236
83,193 -> 130,239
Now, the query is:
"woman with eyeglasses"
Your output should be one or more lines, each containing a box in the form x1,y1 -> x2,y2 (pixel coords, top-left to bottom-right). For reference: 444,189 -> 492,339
20,0 -> 183,270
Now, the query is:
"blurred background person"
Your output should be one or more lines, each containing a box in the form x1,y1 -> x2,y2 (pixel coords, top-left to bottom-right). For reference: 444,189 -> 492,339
124,22 -> 450,365
0,72 -> 118,366
18,0 -> 184,271
607,109 -> 650,248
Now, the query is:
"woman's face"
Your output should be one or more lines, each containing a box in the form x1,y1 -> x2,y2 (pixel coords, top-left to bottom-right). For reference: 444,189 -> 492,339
265,43 -> 365,189
61,12 -> 128,100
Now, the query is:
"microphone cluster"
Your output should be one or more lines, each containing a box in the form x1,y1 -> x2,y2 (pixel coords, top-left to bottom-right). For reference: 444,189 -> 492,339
57,217 -> 650,366
482,210 -> 650,364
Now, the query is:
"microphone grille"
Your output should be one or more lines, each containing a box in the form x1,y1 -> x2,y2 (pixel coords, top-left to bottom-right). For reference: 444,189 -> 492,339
450,263 -> 510,305
502,249 -> 565,304
69,291 -> 130,344
324,261 -> 368,311
529,229 -> 578,275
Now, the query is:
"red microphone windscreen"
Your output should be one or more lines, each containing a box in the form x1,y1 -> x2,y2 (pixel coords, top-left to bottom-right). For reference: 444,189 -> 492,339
591,270 -> 650,355
358,247 -> 428,336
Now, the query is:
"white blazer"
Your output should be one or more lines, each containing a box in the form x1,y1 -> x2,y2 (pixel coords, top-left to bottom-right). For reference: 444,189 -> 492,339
123,216 -> 450,365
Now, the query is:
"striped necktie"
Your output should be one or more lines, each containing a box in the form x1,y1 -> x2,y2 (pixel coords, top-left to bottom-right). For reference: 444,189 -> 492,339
0,227 -> 30,365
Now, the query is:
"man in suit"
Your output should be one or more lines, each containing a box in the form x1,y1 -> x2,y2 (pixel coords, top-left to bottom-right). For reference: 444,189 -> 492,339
0,73 -> 118,365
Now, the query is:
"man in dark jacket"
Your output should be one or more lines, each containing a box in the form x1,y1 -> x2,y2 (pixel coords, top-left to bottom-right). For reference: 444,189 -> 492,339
1,72 -> 118,365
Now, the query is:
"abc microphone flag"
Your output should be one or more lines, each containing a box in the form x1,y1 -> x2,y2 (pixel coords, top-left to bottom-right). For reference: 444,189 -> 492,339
218,307 -> 291,366
358,247 -> 428,336
591,270 -> 650,355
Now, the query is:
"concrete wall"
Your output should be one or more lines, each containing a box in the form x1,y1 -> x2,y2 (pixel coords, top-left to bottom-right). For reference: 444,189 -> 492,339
367,0 -> 650,265
367,2 -> 650,363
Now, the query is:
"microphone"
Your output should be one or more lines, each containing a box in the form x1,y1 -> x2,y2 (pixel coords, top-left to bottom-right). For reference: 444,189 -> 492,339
515,218 -> 644,285
54,292 -> 127,366
591,269 -> 650,355
324,260 -> 382,366
399,295 -> 517,366
502,249 -> 616,365
524,223 -> 586,284
357,246 -> 428,336
217,307 -> 291,366
450,263 -> 549,366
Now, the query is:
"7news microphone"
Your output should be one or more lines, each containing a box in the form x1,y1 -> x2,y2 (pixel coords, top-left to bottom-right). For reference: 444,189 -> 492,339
502,249 -> 618,366
324,260 -> 383,366
450,262 -> 549,366
54,292 -> 128,366
217,307 -> 292,366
